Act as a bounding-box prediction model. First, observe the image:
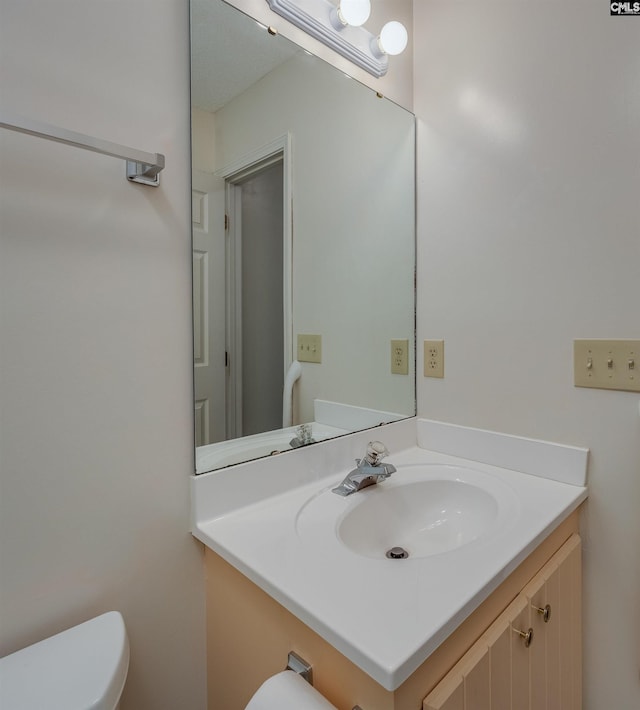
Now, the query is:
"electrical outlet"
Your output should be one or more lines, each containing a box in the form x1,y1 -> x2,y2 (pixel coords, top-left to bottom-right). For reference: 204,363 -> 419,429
424,339 -> 444,378
574,339 -> 640,392
297,334 -> 322,363
391,339 -> 409,375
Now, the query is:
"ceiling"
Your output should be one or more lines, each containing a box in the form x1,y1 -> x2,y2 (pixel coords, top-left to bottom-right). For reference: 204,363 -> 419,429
191,0 -> 298,112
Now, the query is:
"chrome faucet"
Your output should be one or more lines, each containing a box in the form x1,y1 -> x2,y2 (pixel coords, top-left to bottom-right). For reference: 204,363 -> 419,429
332,441 -> 396,496
289,423 -> 315,449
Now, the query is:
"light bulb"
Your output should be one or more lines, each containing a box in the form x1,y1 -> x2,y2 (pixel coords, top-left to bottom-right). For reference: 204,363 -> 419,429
331,0 -> 371,29
339,0 -> 371,26
377,21 -> 408,56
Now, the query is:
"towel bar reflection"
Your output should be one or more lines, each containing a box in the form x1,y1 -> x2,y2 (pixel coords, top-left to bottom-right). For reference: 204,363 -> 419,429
0,112 -> 165,187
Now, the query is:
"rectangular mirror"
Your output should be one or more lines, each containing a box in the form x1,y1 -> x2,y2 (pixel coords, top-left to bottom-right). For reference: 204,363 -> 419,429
191,0 -> 415,473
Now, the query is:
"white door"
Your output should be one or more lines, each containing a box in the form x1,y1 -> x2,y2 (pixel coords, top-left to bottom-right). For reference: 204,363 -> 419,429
192,169 -> 226,446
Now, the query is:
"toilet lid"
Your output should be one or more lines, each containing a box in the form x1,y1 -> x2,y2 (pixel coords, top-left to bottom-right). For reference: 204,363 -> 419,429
0,611 -> 129,710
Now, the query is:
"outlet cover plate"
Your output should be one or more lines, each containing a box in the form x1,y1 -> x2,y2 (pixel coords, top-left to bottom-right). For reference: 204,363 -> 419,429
391,339 -> 409,375
424,339 -> 444,378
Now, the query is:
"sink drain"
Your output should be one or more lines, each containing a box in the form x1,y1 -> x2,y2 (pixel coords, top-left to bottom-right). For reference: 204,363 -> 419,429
386,546 -> 409,559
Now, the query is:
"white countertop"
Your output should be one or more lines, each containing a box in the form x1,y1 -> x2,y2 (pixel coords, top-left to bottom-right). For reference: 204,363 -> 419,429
192,419 -> 588,690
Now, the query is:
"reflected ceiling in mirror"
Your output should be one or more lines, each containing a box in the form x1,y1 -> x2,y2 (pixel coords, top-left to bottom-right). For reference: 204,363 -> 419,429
191,0 -> 415,474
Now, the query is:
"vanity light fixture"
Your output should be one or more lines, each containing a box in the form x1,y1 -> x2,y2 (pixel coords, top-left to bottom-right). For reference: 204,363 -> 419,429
266,0 -> 407,78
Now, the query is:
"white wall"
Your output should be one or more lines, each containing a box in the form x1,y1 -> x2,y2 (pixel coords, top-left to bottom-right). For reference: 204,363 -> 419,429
414,1 -> 640,707
0,1 -> 206,709
192,108 -> 217,173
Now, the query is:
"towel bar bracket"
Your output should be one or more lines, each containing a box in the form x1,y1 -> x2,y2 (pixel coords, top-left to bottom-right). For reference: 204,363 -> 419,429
285,650 -> 365,708
285,650 -> 313,685
126,159 -> 164,187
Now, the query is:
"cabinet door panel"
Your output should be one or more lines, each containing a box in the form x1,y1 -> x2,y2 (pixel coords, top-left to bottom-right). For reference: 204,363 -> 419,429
524,534 -> 582,710
423,674 -> 463,710
528,568 -> 552,710
558,537 -> 582,710
529,593 -> 547,710
488,624 -> 511,710
570,540 -> 582,710
510,602 -> 531,710
440,684 -> 464,710
463,645 -> 491,709
545,563 -> 561,710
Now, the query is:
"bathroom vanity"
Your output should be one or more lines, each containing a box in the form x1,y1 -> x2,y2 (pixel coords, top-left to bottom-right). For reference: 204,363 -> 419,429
192,419 -> 588,709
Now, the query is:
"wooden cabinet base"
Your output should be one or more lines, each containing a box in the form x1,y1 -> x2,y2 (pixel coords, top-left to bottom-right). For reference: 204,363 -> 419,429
204,511 -> 580,710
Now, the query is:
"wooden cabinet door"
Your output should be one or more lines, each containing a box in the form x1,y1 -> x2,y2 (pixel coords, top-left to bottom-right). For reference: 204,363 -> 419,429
560,536 -> 582,710
423,535 -> 581,710
524,534 -> 582,710
528,571 -> 548,710
510,598 -> 532,709
423,595 -> 528,710
485,615 -> 511,710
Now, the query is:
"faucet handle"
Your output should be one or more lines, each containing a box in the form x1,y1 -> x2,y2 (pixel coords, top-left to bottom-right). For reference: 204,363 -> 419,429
364,441 -> 389,466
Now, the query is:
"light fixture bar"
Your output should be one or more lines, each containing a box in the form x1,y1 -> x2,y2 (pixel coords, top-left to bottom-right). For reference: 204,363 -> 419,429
267,0 -> 389,78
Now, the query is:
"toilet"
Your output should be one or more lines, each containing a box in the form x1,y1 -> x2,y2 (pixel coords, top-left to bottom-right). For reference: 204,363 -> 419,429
0,611 -> 129,709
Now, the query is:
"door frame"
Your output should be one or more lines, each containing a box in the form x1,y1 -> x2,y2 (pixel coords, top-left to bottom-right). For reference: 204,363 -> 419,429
216,134 -> 293,438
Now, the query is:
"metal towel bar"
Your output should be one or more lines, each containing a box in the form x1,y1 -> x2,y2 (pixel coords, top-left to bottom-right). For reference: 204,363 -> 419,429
0,112 -> 165,187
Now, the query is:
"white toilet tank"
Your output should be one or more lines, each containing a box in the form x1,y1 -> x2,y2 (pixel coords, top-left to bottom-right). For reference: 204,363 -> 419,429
0,611 -> 129,710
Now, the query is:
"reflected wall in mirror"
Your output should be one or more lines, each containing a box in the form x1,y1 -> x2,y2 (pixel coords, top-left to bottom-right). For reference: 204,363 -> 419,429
191,0 -> 415,473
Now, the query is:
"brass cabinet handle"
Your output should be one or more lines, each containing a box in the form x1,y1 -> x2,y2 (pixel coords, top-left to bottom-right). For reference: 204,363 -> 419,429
514,626 -> 534,647
533,603 -> 552,623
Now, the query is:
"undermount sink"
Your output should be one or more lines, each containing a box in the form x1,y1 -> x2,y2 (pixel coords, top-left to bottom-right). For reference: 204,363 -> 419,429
296,464 -> 521,560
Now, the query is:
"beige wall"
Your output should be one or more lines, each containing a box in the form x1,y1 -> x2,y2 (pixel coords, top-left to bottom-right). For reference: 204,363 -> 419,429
414,2 -> 640,708
0,1 -> 206,709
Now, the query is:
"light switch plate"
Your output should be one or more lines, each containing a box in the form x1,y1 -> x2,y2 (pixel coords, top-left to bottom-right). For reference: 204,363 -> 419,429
574,339 -> 640,392
297,334 -> 322,363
